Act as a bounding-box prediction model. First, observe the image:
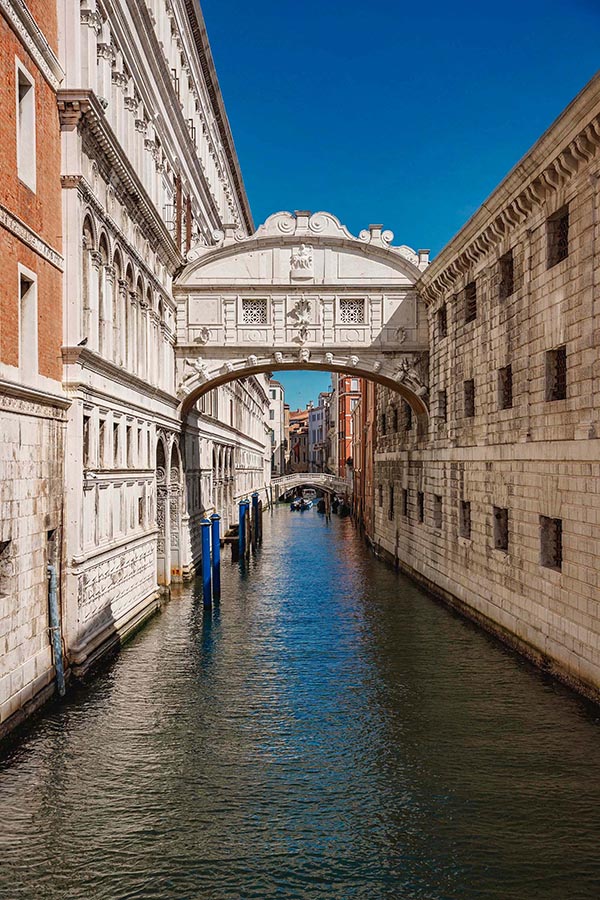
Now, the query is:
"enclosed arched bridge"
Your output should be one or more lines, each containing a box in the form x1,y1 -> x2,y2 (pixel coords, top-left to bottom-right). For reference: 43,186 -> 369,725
271,473 -> 351,500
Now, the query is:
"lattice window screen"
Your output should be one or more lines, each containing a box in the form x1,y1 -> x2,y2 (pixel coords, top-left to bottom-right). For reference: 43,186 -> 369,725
242,298 -> 268,325
339,298 -> 365,324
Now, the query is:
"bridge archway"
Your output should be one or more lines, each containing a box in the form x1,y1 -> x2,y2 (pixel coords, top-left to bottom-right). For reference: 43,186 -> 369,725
174,210 -> 431,426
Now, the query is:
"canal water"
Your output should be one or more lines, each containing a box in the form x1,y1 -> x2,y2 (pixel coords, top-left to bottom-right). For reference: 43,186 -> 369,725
1,509 -> 600,900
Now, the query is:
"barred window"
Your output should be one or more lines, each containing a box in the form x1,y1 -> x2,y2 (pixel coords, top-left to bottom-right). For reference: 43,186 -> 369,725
498,365 -> 513,410
388,484 -> 395,521
547,207 -> 569,268
438,389 -> 447,423
459,500 -> 471,539
499,249 -> 514,300
392,407 -> 398,432
340,298 -> 365,324
417,491 -> 424,523
465,281 -> 477,323
381,412 -> 387,435
242,298 -> 268,325
540,516 -> 562,570
437,303 -> 447,338
404,400 -> 413,430
494,507 -> 509,552
378,484 -> 383,507
464,379 -> 475,418
433,494 -> 443,530
545,345 -> 567,401
402,488 -> 409,518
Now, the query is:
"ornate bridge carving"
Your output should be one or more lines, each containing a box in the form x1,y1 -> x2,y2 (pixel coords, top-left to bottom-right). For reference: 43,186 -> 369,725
174,211 -> 430,422
271,473 -> 352,498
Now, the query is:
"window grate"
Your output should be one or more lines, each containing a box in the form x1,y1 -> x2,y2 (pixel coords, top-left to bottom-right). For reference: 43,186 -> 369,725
464,379 -> 475,418
438,390 -> 447,422
433,495 -> 443,530
465,281 -> 477,323
540,516 -> 562,570
417,491 -> 424,523
438,303 -> 448,338
242,298 -> 268,325
402,489 -> 409,518
499,249 -> 514,300
494,507 -> 509,551
388,484 -> 395,521
545,345 -> 567,401
547,207 -> 569,268
459,500 -> 471,539
498,365 -> 513,410
339,298 -> 365,324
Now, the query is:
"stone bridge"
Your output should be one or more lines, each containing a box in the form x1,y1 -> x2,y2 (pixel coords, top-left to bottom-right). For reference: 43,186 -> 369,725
173,211 -> 431,426
271,472 -> 351,500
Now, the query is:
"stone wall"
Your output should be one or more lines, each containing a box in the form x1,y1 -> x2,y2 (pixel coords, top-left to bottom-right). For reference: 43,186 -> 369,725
369,73 -> 600,701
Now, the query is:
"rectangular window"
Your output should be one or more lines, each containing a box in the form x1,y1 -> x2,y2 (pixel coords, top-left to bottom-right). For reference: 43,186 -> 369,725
547,206 -> 569,268
404,400 -> 412,431
498,365 -> 513,410
465,281 -> 477,323
459,500 -> 471,539
113,422 -> 120,467
99,419 -> 106,468
241,298 -> 268,325
433,494 -> 443,530
464,379 -> 475,418
16,60 -> 36,191
402,488 -> 409,518
381,412 -> 387,435
378,484 -> 383,508
392,407 -> 398,432
437,303 -> 447,338
545,345 -> 567,401
493,506 -> 509,552
388,484 -> 394,521
126,424 -> 133,467
83,414 -> 91,468
438,389 -> 447,423
540,516 -> 562,570
417,491 -> 424,523
339,298 -> 365,324
138,496 -> 144,526
269,409 -> 275,420
270,389 -> 276,399
0,540 -> 12,598
350,379 -> 359,391
19,270 -> 37,377
499,249 -> 514,300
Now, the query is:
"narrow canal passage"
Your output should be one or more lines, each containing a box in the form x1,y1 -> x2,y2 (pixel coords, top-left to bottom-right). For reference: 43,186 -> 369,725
2,508 -> 600,900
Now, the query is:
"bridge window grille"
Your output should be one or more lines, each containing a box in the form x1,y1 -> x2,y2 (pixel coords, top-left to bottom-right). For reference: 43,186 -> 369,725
464,379 -> 475,418
459,500 -> 471,539
339,298 -> 365,324
540,516 -> 562,570
242,298 -> 268,325
465,281 -> 477,323
545,345 -> 567,401
547,206 -> 569,268
417,491 -> 424,523
499,249 -> 514,300
438,303 -> 447,338
498,365 -> 513,410
402,488 -> 409,518
493,506 -> 509,552
433,494 -> 443,530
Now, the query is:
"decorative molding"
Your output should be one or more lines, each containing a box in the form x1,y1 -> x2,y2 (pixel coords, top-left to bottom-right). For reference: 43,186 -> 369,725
0,0 -> 64,89
0,377 -> 69,416
0,202 -> 63,271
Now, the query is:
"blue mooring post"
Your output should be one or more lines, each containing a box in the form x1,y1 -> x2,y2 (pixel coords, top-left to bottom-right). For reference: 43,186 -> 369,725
210,513 -> 221,602
201,519 -> 212,607
238,500 -> 246,562
251,492 -> 259,549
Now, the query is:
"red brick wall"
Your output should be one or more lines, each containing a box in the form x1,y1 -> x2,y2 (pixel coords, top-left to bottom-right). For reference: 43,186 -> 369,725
0,9 -> 62,381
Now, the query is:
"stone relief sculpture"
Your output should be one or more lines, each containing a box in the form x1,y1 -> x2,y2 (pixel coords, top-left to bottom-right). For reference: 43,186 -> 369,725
178,357 -> 209,396
247,355 -> 258,367
298,347 -> 310,363
290,244 -> 313,279
394,357 -> 428,396
194,327 -> 211,345
273,352 -> 284,364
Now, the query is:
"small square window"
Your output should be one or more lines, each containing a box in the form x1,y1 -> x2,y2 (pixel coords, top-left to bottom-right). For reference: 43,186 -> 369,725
540,516 -> 562,570
499,249 -> 514,300
498,365 -> 513,410
459,500 -> 471,539
417,491 -> 424,523
493,507 -> 509,552
437,303 -> 447,338
464,379 -> 475,418
340,298 -> 365,324
545,345 -> 567,401
465,282 -> 477,323
433,494 -> 443,530
547,207 -> 569,268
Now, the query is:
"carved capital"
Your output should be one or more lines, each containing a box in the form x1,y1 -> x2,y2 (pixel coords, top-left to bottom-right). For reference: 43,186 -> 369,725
90,249 -> 103,270
97,43 -> 114,62
80,8 -> 102,34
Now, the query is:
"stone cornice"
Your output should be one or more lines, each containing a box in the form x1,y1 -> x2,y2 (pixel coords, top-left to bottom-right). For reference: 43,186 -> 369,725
419,72 -> 600,304
62,345 -> 178,407
0,376 -> 69,414
0,201 -> 63,270
57,90 -> 184,273
0,0 -> 64,89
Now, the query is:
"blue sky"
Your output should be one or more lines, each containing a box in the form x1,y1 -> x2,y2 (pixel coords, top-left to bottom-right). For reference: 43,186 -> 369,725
201,0 -> 600,405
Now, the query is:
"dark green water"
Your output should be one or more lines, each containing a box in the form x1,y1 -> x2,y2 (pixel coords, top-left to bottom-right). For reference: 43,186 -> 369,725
1,508 -> 600,899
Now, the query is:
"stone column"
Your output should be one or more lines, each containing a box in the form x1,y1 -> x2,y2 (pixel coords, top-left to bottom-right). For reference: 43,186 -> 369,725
102,264 -> 115,360
88,248 -> 102,351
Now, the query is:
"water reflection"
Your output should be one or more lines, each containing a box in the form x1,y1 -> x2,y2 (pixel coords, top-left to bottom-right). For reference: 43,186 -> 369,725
0,508 -> 600,899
